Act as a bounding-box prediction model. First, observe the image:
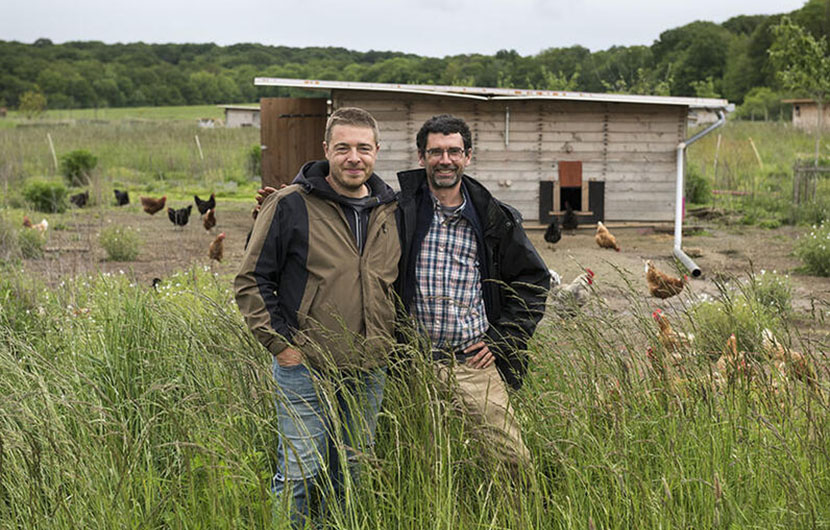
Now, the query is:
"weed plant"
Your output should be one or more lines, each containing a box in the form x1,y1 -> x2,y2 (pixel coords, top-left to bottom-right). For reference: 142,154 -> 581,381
22,179 -> 67,213
795,222 -> 830,276
17,226 -> 45,259
98,225 -> 140,261
0,266 -> 827,528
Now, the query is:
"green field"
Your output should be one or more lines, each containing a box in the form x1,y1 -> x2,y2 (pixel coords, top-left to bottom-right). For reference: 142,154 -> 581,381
1,107 -> 829,528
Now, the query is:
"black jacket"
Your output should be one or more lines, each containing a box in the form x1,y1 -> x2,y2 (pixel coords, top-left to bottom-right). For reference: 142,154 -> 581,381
395,169 -> 550,389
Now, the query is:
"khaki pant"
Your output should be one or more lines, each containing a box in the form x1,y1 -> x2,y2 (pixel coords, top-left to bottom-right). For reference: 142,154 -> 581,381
434,361 -> 530,466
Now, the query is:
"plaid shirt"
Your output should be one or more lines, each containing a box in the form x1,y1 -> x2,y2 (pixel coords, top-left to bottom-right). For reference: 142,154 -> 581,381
412,190 -> 488,350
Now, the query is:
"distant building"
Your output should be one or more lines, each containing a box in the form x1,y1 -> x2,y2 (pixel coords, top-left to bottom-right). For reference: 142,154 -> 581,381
782,98 -> 830,131
220,105 -> 260,128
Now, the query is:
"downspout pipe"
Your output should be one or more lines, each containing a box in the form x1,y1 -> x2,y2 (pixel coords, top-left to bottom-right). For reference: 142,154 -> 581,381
674,109 -> 726,277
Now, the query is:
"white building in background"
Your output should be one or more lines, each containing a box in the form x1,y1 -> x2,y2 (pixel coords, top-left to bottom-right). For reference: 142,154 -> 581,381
782,98 -> 830,131
220,105 -> 260,128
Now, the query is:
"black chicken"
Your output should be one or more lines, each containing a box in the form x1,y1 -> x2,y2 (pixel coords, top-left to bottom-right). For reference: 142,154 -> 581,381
194,193 -> 216,215
544,216 -> 562,244
69,190 -> 89,208
562,201 -> 578,232
114,189 -> 130,206
167,205 -> 193,227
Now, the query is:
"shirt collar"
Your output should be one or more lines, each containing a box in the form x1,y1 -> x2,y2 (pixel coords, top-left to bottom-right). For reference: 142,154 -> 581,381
429,183 -> 468,221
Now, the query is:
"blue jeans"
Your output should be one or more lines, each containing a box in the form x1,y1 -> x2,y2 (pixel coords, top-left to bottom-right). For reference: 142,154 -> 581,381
271,361 -> 386,527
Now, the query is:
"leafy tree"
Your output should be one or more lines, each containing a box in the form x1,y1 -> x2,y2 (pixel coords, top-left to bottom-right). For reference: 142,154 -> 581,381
18,90 -> 46,118
60,149 -> 97,186
769,16 -> 830,165
734,87 -> 789,121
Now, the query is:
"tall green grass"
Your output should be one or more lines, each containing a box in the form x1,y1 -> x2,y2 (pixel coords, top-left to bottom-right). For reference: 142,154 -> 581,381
0,105 -> 261,208
687,120 -> 830,225
1,266 -> 827,528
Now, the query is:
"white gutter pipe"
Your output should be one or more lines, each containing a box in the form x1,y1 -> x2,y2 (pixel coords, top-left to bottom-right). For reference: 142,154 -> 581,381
674,109 -> 726,277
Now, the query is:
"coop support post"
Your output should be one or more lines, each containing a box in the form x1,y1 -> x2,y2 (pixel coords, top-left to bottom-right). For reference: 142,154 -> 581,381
674,109 -> 726,278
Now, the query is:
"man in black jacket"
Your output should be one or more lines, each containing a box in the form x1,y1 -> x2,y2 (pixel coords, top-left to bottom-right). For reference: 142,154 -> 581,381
396,114 -> 550,469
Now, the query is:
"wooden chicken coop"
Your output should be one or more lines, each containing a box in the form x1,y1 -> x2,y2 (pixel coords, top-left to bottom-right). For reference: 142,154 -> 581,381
255,78 -> 729,223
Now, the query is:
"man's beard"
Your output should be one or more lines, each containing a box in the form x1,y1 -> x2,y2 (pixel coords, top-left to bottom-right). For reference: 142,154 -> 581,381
427,165 -> 462,188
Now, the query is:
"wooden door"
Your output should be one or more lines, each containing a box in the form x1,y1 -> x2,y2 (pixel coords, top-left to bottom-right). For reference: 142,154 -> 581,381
260,98 -> 327,188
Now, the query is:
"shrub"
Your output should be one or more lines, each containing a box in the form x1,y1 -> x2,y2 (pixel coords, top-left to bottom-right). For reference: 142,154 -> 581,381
98,225 -> 140,261
22,179 -> 67,213
0,217 -> 21,261
750,270 -> 793,314
60,149 -> 98,186
795,222 -> 830,276
685,163 -> 710,204
18,228 -> 45,259
247,144 -> 261,177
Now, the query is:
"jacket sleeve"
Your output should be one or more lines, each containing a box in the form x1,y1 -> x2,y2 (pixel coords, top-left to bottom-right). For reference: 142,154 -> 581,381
234,191 -> 300,356
486,203 -> 551,387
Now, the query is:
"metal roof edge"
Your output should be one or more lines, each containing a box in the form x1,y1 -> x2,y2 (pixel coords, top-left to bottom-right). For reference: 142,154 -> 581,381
254,77 -> 730,109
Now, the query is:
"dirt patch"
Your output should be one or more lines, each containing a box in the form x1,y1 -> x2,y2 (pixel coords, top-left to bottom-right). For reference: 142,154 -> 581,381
19,203 -> 830,336
529,222 -> 830,334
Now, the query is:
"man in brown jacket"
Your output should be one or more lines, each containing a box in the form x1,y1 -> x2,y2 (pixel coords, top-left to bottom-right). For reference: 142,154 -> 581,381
234,107 -> 400,527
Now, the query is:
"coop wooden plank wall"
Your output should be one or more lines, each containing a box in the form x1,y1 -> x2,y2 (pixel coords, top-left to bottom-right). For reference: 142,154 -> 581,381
333,91 -> 687,222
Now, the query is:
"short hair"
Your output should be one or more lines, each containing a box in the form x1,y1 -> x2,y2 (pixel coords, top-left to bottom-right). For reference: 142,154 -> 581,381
325,107 -> 380,145
416,114 -> 473,154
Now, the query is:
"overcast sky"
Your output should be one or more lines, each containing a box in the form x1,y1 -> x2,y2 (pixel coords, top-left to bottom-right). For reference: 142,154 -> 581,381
3,0 -> 809,57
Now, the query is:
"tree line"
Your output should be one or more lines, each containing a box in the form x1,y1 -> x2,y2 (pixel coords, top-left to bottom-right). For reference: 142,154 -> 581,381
1,0 -> 828,117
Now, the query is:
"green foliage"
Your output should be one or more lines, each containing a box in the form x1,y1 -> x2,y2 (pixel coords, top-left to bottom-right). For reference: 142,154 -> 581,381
795,221 -> 830,276
750,269 -> 793,314
60,149 -> 98,186
17,227 -> 45,259
22,179 -> 67,213
0,217 -> 22,261
0,3 -> 813,113
769,16 -> 830,165
691,281 -> 779,354
98,224 -> 140,261
247,143 -> 261,178
18,90 -> 47,118
684,163 -> 711,204
733,87 -> 790,120
0,265 -> 828,528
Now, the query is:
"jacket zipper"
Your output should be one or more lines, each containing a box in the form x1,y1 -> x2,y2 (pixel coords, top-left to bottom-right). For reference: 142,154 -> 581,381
354,209 -> 362,253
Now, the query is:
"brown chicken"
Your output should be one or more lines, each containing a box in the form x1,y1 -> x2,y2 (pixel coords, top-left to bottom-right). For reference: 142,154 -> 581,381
140,195 -> 167,215
652,309 -> 694,354
645,260 -> 688,299
203,208 -> 216,231
761,329 -> 821,395
209,232 -> 225,262
595,221 -> 620,251
22,215 -> 32,228
714,334 -> 749,387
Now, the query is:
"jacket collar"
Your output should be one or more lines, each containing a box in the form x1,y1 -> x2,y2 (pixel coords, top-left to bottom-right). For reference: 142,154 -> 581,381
295,160 -> 397,206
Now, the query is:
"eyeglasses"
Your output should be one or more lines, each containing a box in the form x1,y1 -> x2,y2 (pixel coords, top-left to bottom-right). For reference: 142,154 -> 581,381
424,147 -> 467,160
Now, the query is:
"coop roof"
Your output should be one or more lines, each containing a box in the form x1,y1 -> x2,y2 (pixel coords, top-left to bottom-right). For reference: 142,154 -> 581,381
254,77 -> 729,110
219,105 -> 260,111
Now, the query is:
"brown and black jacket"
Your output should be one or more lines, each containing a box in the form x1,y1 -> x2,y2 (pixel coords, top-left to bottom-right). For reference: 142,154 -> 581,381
234,161 -> 400,371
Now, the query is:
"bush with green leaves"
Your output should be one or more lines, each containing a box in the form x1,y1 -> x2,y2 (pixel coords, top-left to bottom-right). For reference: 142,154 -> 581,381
795,222 -> 830,276
98,225 -> 140,261
685,163 -> 710,205
0,217 -> 21,261
690,278 -> 781,354
750,269 -> 793,314
247,144 -> 261,178
17,227 -> 45,259
60,149 -> 98,186
22,179 -> 67,213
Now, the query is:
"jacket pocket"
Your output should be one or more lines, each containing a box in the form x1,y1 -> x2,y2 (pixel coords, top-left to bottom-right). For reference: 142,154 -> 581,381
294,276 -> 320,346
